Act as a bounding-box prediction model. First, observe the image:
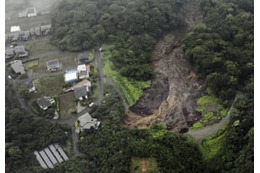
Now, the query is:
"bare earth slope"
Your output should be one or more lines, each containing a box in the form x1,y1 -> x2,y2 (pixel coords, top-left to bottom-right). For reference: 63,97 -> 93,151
124,0 -> 205,133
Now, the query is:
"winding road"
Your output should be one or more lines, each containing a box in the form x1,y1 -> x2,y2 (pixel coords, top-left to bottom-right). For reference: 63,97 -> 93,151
187,94 -> 243,141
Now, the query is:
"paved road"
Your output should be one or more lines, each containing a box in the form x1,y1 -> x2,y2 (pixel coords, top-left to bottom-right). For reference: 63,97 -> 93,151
187,94 -> 243,141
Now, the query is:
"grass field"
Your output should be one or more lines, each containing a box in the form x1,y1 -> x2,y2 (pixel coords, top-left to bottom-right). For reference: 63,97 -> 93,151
24,59 -> 39,69
200,125 -> 227,160
34,74 -> 64,98
29,52 -> 78,77
59,92 -> 76,120
25,39 -> 58,57
131,157 -> 159,173
103,45 -> 151,106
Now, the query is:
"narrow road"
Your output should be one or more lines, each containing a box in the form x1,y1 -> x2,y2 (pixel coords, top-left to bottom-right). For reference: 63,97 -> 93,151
187,94 -> 242,141
104,77 -> 129,113
94,49 -> 104,105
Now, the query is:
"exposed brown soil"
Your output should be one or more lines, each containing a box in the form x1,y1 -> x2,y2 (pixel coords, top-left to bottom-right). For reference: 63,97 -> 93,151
124,0 -> 205,133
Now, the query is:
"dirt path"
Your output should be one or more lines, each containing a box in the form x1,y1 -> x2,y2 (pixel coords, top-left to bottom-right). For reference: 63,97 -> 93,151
125,1 -> 205,132
187,94 -> 242,141
141,158 -> 149,173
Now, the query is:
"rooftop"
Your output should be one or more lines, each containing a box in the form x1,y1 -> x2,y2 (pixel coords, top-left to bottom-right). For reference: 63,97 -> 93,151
74,86 -> 88,99
10,26 -> 21,33
46,59 -> 60,70
64,69 -> 78,83
36,96 -> 55,110
78,112 -> 100,131
11,60 -> 25,74
14,45 -> 26,54
26,7 -> 37,14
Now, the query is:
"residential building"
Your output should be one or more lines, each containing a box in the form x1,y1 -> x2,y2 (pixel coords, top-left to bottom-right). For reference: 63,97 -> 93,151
11,60 -> 25,74
77,64 -> 89,79
46,59 -> 61,72
25,80 -> 36,93
74,86 -> 88,100
14,45 -> 28,58
77,112 -> 100,133
64,79 -> 91,93
26,7 -> 37,17
10,26 -> 21,33
41,24 -> 51,35
36,96 -> 55,110
18,11 -> 27,18
78,52 -> 89,65
64,69 -> 78,83
5,48 -> 15,59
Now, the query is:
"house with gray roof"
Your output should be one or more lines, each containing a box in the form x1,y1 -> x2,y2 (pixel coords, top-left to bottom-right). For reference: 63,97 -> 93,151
41,24 -> 51,36
11,60 -> 25,74
5,48 -> 15,59
14,45 -> 28,58
74,86 -> 88,100
36,96 -> 55,110
46,59 -> 61,72
26,7 -> 37,17
77,112 -> 100,133
25,80 -> 36,93
78,52 -> 89,65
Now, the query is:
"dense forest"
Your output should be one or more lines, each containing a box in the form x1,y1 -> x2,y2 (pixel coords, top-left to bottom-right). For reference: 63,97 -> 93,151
184,0 -> 253,172
51,0 -> 187,81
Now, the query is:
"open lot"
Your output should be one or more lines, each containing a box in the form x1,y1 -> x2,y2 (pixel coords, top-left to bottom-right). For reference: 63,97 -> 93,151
34,74 -> 64,97
24,39 -> 58,57
59,92 -> 76,120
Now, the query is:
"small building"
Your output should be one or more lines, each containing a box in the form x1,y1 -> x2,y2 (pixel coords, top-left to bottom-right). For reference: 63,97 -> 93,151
78,52 -> 89,65
77,64 -> 89,79
64,69 -> 78,83
10,26 -> 21,33
18,11 -> 27,18
19,31 -> 30,41
5,48 -> 15,59
14,45 -> 28,58
74,86 -> 88,100
11,60 -> 25,74
26,7 -> 37,17
77,112 -> 100,133
25,80 -> 36,93
36,96 -> 55,110
46,59 -> 61,72
64,79 -> 91,93
29,26 -> 41,36
8,32 -> 19,42
41,24 -> 51,35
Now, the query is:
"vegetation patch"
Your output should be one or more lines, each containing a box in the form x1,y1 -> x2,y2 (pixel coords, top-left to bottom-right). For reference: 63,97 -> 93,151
191,93 -> 228,130
25,39 -> 58,57
200,125 -> 227,161
59,92 -> 76,119
130,157 -> 159,173
24,59 -> 39,69
103,45 -> 151,106
34,75 -> 64,97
